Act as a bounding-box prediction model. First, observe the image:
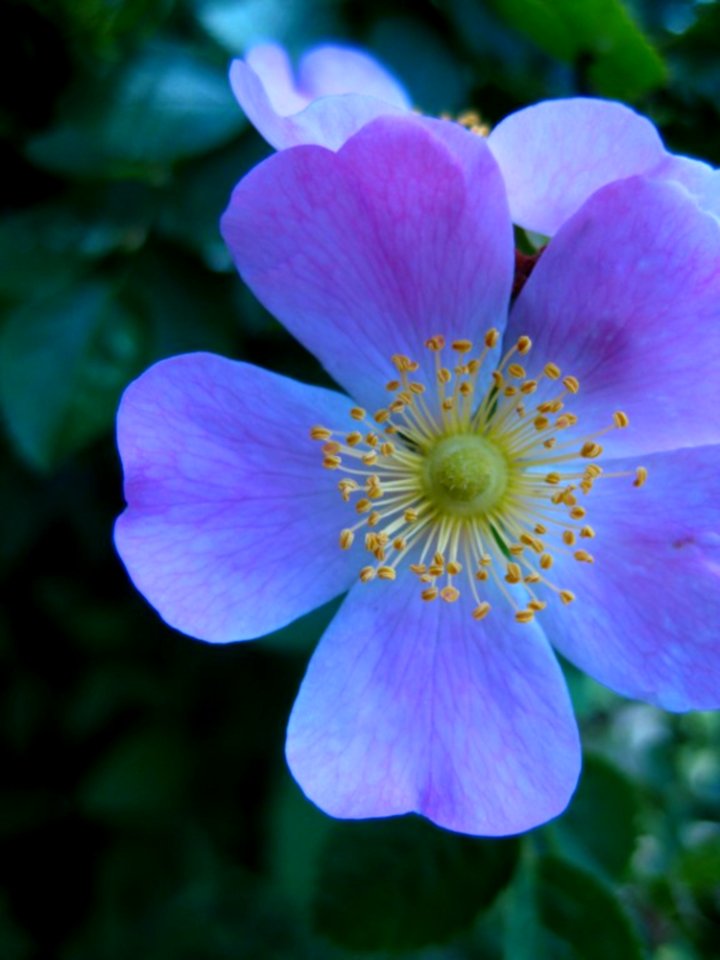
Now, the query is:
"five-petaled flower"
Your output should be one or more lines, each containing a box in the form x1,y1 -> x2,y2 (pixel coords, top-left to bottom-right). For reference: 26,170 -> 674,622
115,55 -> 720,836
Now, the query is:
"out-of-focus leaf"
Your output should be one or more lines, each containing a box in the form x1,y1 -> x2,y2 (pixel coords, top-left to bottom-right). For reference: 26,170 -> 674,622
535,855 -> 644,960
0,893 -> 32,960
0,184 -> 154,299
553,753 -> 641,879
193,0 -> 341,53
487,0 -> 666,101
26,40 -> 246,180
371,17 -> 469,115
313,817 -> 520,951
80,728 -> 188,820
157,138 -> 268,270
0,281 -> 144,471
268,772 -> 333,911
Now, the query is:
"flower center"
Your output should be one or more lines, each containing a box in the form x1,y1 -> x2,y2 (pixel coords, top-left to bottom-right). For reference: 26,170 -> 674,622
311,332 -> 646,624
425,435 -> 507,512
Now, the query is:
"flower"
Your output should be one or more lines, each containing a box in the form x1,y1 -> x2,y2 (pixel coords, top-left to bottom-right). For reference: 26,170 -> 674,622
231,41 -> 720,232
229,41 -> 411,150
115,113 -> 720,836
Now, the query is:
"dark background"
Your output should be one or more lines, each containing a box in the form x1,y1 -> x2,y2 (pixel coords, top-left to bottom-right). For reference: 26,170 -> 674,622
2,1 -> 720,957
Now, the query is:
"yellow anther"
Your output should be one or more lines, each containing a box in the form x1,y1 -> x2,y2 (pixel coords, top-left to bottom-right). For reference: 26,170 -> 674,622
380,442 -> 395,456
544,363 -> 561,379
508,363 -> 526,379
389,399 -> 406,413
515,610 -> 535,624
528,600 -> 548,612
634,466 -> 648,487
613,411 -> 630,428
373,409 -> 390,423
585,464 -> 603,478
393,537 -> 407,551
410,563 -> 427,575
459,382 -> 473,397
428,564 -> 444,577
574,550 -> 594,563
437,367 -> 452,384
421,587 -> 439,601
467,359 -> 481,374
504,386 -> 518,397
404,509 -> 418,522
350,407 -> 366,421
322,441 -> 341,454
562,530 -> 576,546
446,561 -> 463,576
539,553 -> 553,570
534,524 -> 547,535
473,602 -> 491,620
440,585 -> 460,602
562,490 -> 577,506
377,566 -> 397,581
543,438 -> 557,449
580,525 -> 595,538
581,441 -> 603,458
361,452 -> 378,466
524,572 -> 541,584
570,506 -> 587,520
355,498 -> 371,514
562,376 -> 580,394
452,339 -> 473,353
475,569 -> 489,581
505,562 -> 522,584
346,431 -> 362,446
517,335 -> 532,355
385,379 -> 401,392
433,552 -> 445,566
310,426 -> 332,440
509,544 -> 524,557
520,533 -> 544,554
425,335 -> 446,351
559,590 -> 575,605
485,328 -> 500,348
409,382 -> 425,395
323,456 -> 341,469
442,398 -> 454,410
534,416 -> 550,431
359,566 -> 375,583
367,511 -> 381,527
521,379 -> 538,395
339,529 -> 354,549
545,472 -> 561,485
555,416 -> 572,430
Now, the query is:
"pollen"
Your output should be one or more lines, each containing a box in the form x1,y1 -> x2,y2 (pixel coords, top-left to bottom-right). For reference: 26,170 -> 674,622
311,331 -> 645,623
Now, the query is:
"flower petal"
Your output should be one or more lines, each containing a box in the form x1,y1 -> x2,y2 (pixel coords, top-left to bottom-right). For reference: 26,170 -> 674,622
507,175 -> 720,458
115,353 -> 357,643
230,42 -> 410,150
488,98 -> 719,234
222,115 -> 514,411
286,571 -> 580,836
542,445 -> 720,711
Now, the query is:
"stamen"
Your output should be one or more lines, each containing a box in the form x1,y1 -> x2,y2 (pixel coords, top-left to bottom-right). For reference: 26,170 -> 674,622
312,330 -> 644,622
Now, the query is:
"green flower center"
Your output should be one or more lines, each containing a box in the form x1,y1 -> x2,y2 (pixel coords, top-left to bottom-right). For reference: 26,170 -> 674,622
425,435 -> 508,514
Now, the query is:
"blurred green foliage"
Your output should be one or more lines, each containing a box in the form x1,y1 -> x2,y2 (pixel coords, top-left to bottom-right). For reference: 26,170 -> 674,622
1,0 -> 719,958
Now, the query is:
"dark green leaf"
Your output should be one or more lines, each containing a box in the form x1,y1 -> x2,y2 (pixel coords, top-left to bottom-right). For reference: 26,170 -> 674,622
488,0 -> 666,101
26,41 -> 246,179
0,280 -> 144,470
553,753 -> 641,879
535,855 -> 645,960
313,817 -> 520,951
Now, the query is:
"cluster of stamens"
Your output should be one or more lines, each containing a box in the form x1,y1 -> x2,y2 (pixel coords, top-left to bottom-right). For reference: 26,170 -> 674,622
311,332 -> 646,624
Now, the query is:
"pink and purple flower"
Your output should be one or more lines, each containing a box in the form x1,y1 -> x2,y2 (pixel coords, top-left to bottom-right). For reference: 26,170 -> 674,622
115,86 -> 720,835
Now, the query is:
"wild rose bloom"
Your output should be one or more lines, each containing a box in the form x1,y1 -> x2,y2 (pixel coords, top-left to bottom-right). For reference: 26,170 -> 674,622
231,41 -> 720,230
116,113 -> 720,836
